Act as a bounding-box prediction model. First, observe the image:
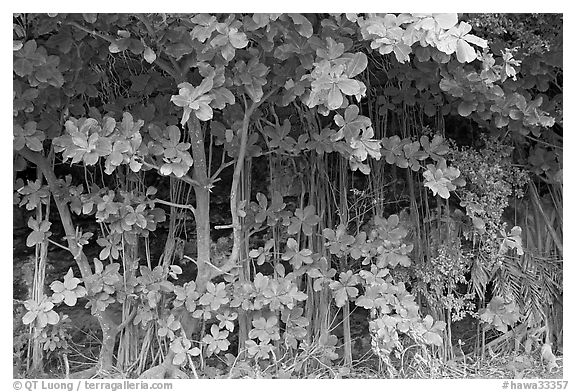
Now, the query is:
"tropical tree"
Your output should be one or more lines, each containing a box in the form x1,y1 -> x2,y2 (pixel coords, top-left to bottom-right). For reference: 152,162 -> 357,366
13,13 -> 561,378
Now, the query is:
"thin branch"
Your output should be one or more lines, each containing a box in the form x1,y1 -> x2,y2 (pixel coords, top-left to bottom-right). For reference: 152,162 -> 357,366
214,224 -> 234,230
269,104 -> 281,126
247,87 -> 280,118
152,58 -> 181,81
204,260 -> 234,276
259,117 -> 275,127
116,309 -> 137,332
168,57 -> 184,82
152,198 -> 196,216
67,19 -> 179,80
133,14 -> 181,80
550,79 -> 563,94
182,255 -> 232,276
208,130 -> 214,179
535,173 -> 558,185
247,225 -> 269,239
524,134 -> 563,150
48,239 -> 71,252
134,13 -> 156,40
66,20 -> 115,43
210,159 -> 235,182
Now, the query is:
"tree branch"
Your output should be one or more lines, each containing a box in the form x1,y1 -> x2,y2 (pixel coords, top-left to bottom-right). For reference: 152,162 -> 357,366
48,238 -> 71,252
17,147 -> 93,278
153,58 -> 180,81
152,198 -> 196,216
66,20 -> 115,43
214,224 -> 234,230
133,14 -> 181,80
134,13 -> 156,40
66,19 -> 179,81
116,309 -> 137,332
524,134 -> 562,150
210,159 -> 235,182
227,87 -> 279,266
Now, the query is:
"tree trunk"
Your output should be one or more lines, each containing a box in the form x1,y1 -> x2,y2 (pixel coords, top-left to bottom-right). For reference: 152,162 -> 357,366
18,148 -> 117,375
193,189 -> 211,291
29,168 -> 49,374
95,310 -> 118,372
186,117 -> 212,293
236,163 -> 252,354
342,300 -> 353,366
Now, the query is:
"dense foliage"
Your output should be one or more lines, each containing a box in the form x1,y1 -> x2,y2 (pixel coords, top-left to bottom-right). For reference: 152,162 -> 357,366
13,13 -> 562,378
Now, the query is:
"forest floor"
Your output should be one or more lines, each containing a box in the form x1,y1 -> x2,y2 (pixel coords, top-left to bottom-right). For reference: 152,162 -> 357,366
13,224 -> 563,379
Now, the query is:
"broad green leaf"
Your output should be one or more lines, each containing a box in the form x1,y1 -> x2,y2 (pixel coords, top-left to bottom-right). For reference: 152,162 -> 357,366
382,135 -> 408,167
46,310 -> 60,325
317,37 -> 345,60
456,39 -> 477,63
350,126 -> 382,161
332,104 -> 371,142
22,311 -> 36,325
63,291 -> 78,306
14,58 -> 33,77
82,13 -> 97,23
26,230 -> 46,247
337,78 -> 362,96
423,331 -> 443,346
143,46 -> 156,64
345,52 -> 368,78
393,43 -> 412,63
457,101 -> 475,117
289,14 -> 313,38
220,44 -> 235,61
472,216 -> 486,234
423,165 -> 454,199
420,134 -> 449,159
327,85 -> 343,110
433,13 -> 458,29
228,28 -> 248,49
